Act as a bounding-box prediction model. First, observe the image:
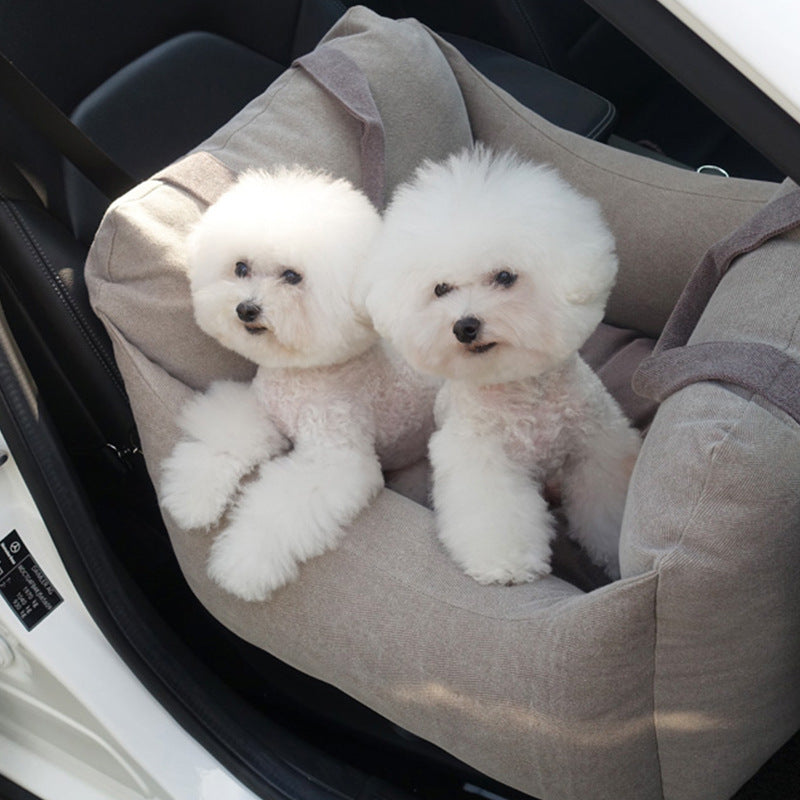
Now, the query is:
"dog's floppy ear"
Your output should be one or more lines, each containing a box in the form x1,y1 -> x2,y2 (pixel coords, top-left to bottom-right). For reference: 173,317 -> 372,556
555,196 -> 619,308
350,279 -> 379,335
350,261 -> 373,320
561,252 -> 618,307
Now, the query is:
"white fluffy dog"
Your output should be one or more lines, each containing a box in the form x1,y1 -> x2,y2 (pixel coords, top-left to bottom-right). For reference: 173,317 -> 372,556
365,145 -> 641,584
160,167 -> 435,601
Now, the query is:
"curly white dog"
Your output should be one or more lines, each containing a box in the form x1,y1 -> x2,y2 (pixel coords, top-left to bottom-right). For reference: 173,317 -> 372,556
160,167 -> 435,601
365,145 -> 641,584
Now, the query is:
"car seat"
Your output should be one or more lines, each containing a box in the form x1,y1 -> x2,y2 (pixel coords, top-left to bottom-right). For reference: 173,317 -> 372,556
78,8 -> 800,800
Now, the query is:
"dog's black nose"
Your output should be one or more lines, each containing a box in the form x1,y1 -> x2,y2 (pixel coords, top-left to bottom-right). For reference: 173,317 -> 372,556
236,300 -> 261,322
453,316 -> 481,344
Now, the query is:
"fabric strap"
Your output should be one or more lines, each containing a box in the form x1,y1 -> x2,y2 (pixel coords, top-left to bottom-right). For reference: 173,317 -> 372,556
155,151 -> 238,206
293,44 -> 386,209
155,45 -> 387,211
632,188 -> 800,421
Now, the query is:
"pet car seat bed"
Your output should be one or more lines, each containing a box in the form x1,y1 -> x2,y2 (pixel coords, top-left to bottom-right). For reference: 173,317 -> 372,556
84,8 -> 800,799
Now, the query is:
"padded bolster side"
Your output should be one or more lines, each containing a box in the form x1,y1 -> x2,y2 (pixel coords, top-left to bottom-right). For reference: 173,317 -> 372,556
620,193 -> 800,797
442,33 -> 616,140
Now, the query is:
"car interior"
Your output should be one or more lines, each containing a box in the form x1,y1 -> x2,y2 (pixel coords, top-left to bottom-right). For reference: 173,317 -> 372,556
0,1 -> 796,798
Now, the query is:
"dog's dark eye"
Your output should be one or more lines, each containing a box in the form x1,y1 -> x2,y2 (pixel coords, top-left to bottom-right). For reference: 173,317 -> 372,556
281,269 -> 303,285
234,261 -> 250,278
434,282 -> 453,298
493,270 -> 517,288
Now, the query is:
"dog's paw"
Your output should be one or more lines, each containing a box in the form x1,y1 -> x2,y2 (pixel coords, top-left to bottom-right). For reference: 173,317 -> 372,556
207,521 -> 300,602
160,440 -> 246,530
204,445 -> 384,601
464,557 -> 551,586
434,490 -> 555,587
436,509 -> 554,586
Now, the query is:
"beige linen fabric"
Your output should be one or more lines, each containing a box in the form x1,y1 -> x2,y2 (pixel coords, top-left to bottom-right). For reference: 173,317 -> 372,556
620,222 -> 800,799
85,6 -> 800,799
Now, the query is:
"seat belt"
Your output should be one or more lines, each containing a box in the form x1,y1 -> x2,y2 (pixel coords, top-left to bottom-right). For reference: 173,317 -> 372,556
0,50 -> 136,199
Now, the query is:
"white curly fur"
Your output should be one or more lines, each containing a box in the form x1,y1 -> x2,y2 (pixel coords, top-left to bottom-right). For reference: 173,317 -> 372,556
364,145 -> 641,583
160,167 -> 436,601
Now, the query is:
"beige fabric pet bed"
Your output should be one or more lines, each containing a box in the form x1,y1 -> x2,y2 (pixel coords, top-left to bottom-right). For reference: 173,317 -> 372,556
85,8 -> 800,799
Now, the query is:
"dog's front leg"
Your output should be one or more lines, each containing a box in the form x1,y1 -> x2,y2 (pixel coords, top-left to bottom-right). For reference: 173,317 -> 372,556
160,380 -> 288,530
429,421 -> 554,584
561,398 -> 641,580
207,427 -> 384,601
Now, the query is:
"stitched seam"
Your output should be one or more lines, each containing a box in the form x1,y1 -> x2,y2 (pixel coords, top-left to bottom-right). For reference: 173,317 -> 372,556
100,314 -> 178,421
102,182 -> 164,284
651,567 -> 665,799
568,18 -> 604,63
585,100 -> 616,140
509,0 -> 550,67
649,418 -> 734,798
0,198 -> 127,399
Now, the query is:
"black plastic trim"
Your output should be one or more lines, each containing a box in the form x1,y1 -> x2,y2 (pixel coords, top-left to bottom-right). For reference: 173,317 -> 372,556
584,0 -> 798,181
0,305 -> 414,800
0,773 -> 45,800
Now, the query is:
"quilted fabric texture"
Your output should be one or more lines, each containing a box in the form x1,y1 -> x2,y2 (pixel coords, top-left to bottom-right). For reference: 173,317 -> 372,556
85,7 -> 800,799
